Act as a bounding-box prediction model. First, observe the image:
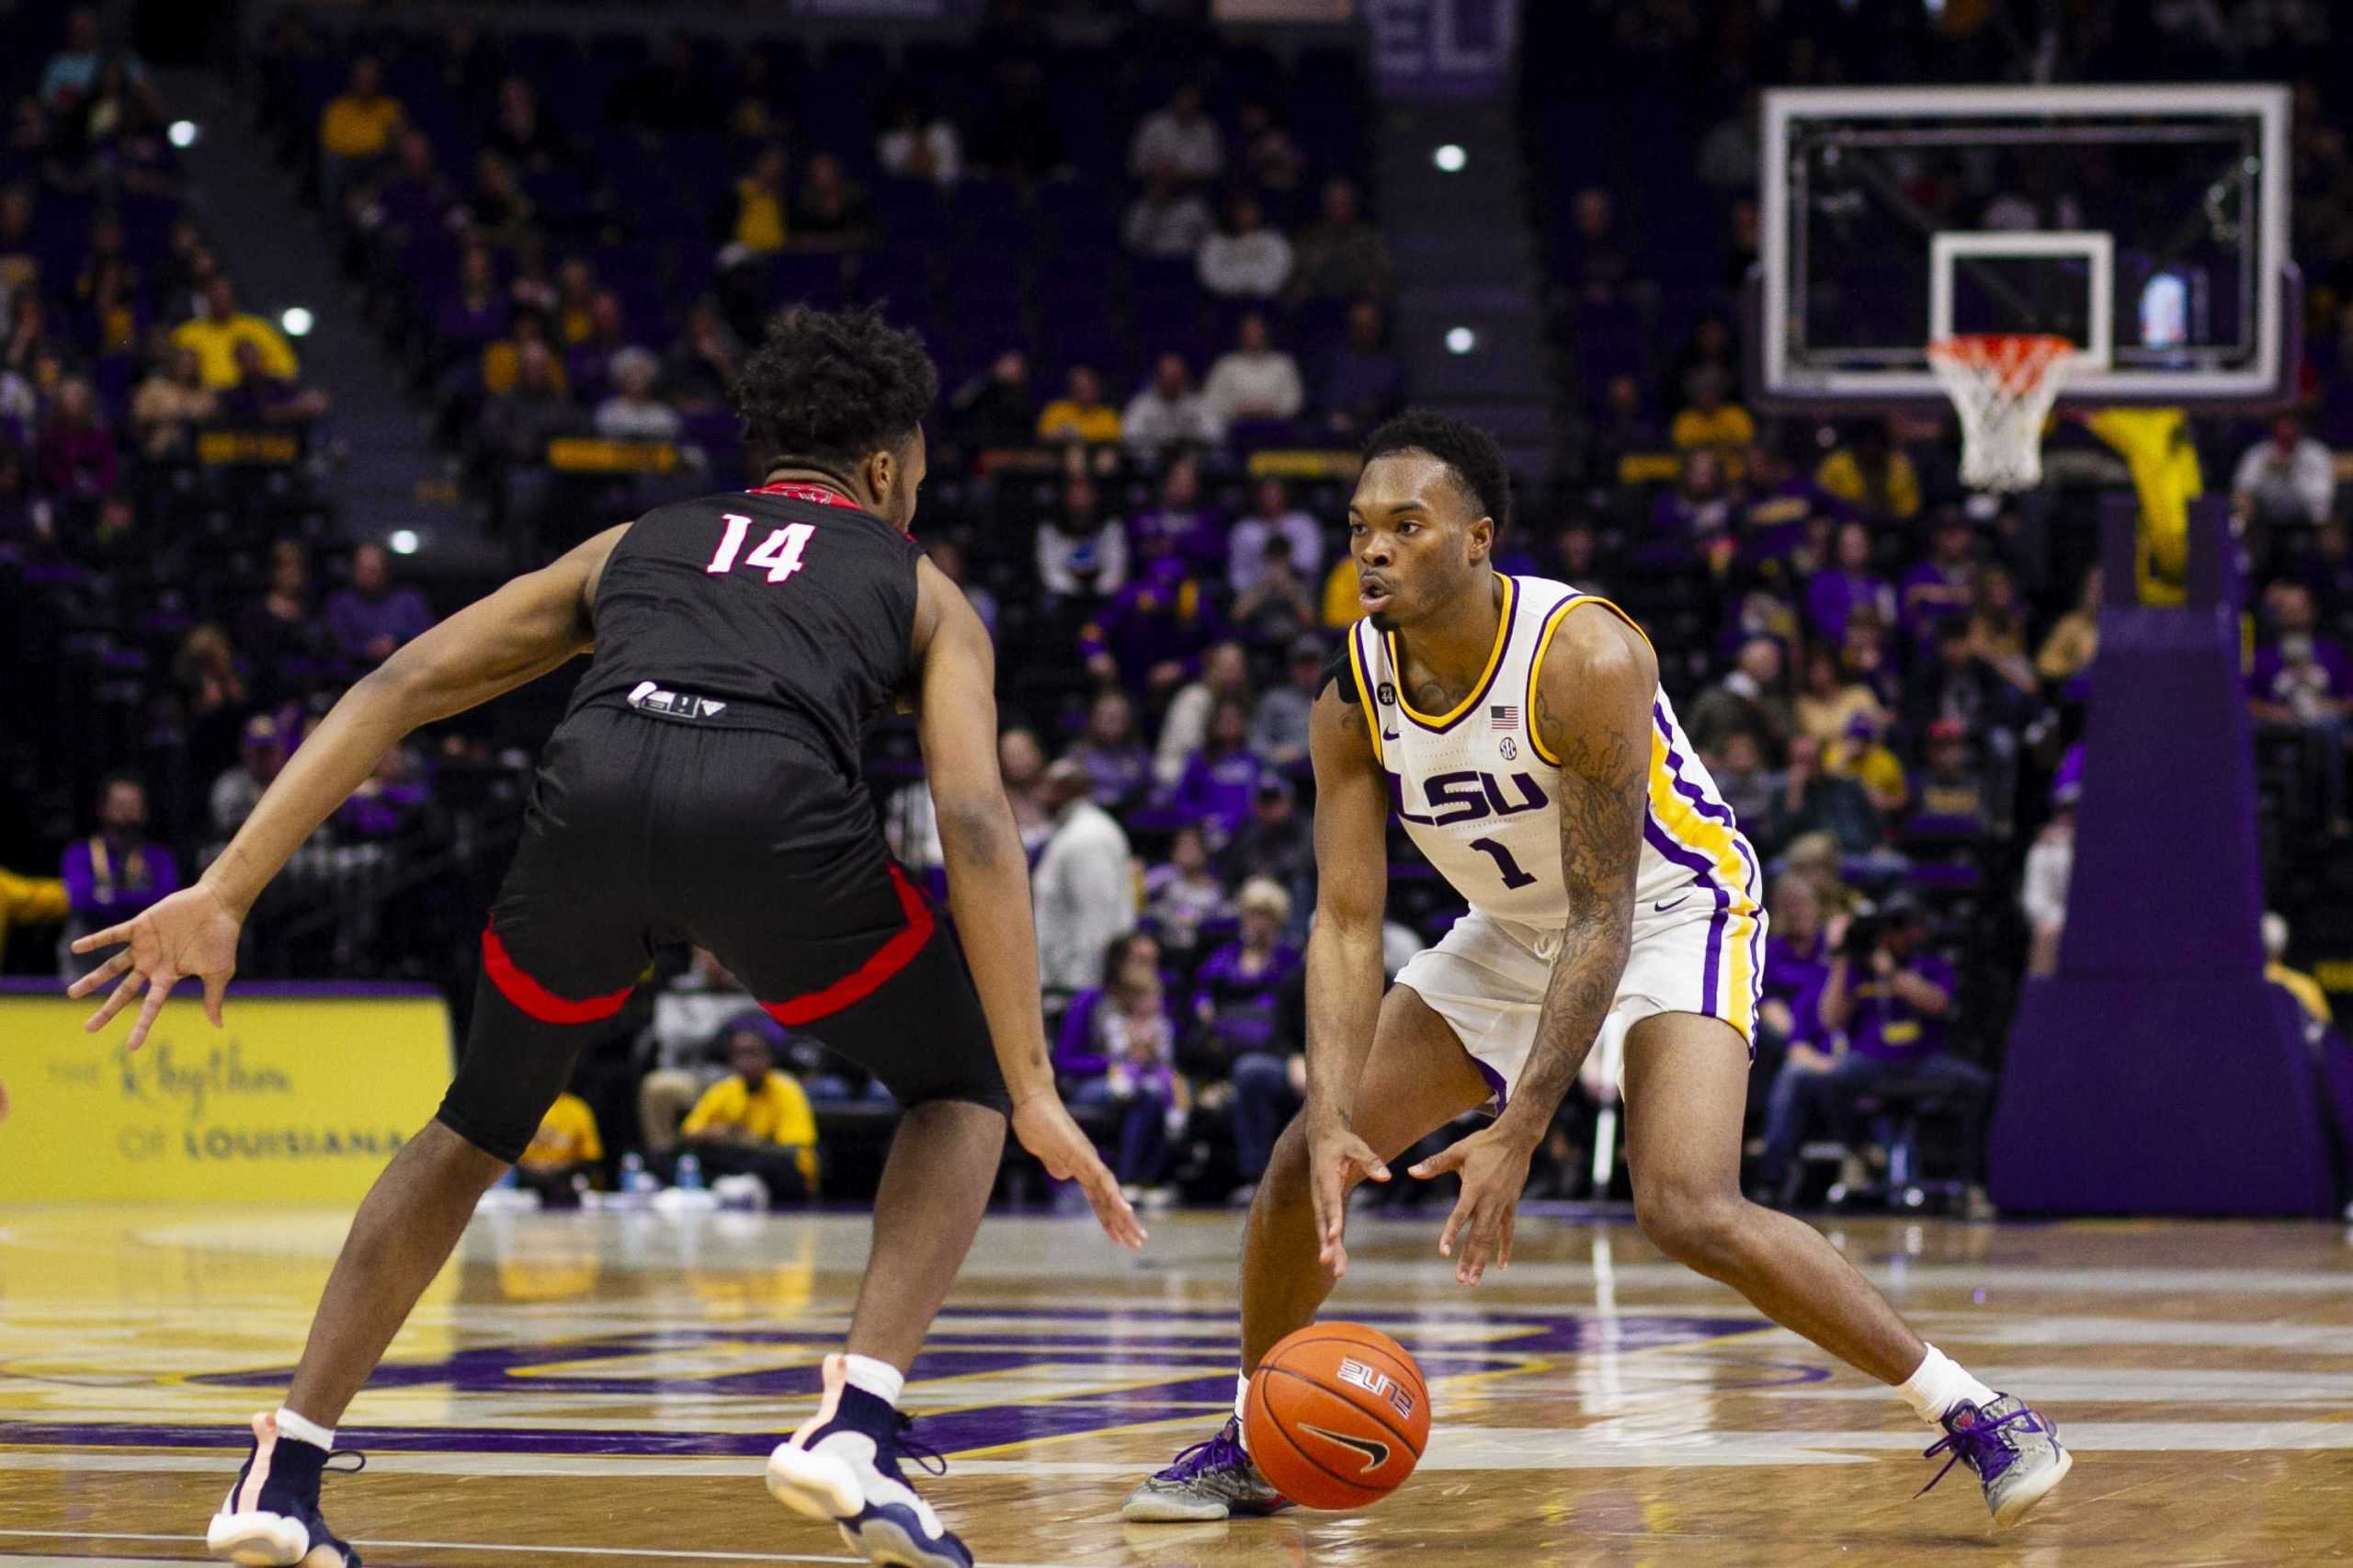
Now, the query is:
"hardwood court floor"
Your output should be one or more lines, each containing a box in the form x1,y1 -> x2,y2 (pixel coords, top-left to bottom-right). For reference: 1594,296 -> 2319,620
3,1203 -> 2351,1566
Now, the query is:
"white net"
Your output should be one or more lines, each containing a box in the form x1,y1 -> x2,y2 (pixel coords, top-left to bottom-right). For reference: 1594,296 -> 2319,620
1927,334 -> 2078,493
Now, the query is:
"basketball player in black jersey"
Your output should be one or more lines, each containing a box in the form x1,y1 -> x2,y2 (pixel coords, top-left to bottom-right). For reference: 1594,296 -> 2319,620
69,306 -> 1142,1568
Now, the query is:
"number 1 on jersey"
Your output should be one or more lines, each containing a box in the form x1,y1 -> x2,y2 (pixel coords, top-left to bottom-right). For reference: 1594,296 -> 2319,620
705,514 -> 814,584
1467,836 -> 1538,891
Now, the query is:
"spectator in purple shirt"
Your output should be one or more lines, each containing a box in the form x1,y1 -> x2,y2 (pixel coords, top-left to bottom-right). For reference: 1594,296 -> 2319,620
1063,931 -> 1183,1199
1805,520 -> 1897,649
1128,454 -> 1221,576
60,773 -> 180,980
1141,824 -> 1230,964
1316,299 -> 1404,441
438,245 -> 510,369
325,540 -> 435,667
1080,552 -> 1223,699
1165,698 -> 1266,846
2249,579 -> 2353,836
1069,689 -> 1150,812
1644,447 -> 1735,574
1185,877 -> 1304,1196
36,377 -> 117,511
1900,509 -> 1978,651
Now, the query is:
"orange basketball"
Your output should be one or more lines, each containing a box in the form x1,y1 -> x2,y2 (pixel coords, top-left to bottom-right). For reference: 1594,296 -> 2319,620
1243,1322 -> 1429,1510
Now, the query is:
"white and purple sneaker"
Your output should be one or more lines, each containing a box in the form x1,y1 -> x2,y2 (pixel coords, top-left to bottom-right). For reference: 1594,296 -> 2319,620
1120,1418 -> 1290,1522
767,1355 -> 970,1568
206,1412 -> 364,1566
1918,1393 -> 2073,1528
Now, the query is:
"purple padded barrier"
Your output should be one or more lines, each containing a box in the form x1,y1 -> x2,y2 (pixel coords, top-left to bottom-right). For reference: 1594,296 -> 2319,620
1990,495 -> 2336,1215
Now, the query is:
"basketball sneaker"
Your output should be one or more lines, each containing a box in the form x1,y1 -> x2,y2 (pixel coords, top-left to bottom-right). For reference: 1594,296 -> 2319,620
1120,1418 -> 1290,1522
1917,1393 -> 2073,1528
205,1412 -> 363,1566
767,1354 -> 971,1568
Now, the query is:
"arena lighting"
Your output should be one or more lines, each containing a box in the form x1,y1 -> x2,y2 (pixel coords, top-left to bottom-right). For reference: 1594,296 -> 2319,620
280,306 -> 314,336
1434,142 -> 1467,172
388,529 -> 421,555
1446,326 -> 1476,355
167,119 -> 199,148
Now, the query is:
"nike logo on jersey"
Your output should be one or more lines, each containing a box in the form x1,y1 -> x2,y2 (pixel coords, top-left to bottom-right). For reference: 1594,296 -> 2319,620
1299,1423 -> 1392,1474
1381,729 -> 1400,742
1652,894 -> 1693,914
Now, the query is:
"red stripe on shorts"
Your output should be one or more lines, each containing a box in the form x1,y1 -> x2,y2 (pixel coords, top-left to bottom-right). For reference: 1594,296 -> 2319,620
481,926 -> 635,1025
760,864 -> 935,1026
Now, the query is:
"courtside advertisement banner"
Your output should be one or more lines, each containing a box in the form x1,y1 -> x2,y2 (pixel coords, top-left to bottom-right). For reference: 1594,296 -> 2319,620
0,983 -> 450,1201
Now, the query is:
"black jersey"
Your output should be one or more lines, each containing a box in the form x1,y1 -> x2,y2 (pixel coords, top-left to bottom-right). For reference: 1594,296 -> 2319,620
563,483 -> 922,786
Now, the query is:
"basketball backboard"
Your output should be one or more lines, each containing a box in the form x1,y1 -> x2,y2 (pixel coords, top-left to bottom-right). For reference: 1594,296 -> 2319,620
1746,84 -> 2299,413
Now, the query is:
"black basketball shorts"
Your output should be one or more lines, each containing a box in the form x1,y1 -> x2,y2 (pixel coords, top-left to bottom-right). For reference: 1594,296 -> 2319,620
437,706 -> 1006,1164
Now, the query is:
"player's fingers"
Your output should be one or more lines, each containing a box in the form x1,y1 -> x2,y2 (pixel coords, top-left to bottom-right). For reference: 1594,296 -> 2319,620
1345,1134 -> 1391,1183
65,949 -> 134,999
69,922 -> 131,956
85,967 -> 148,1031
1083,1161 -> 1146,1248
1499,1203 -> 1516,1269
202,972 -> 230,1028
1436,1190 -> 1472,1260
1408,1144 -> 1463,1180
124,973 -> 176,1053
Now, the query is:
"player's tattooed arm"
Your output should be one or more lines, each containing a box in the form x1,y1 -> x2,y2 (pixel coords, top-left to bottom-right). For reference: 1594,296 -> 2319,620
1490,610 -> 1653,1148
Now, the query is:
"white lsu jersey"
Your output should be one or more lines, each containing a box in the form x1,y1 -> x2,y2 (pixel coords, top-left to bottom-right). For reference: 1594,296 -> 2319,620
1346,574 -> 1764,1005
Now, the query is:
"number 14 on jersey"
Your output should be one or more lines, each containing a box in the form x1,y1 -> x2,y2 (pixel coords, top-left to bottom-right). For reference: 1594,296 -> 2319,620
706,513 -> 813,584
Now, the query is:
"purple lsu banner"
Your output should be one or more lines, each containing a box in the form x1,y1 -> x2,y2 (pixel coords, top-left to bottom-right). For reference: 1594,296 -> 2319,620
1367,0 -> 1521,101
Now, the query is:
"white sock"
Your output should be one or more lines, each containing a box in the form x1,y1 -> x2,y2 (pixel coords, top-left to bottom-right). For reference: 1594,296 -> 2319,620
274,1407 -> 336,1452
841,1354 -> 905,1409
1233,1375 -> 1252,1449
1896,1345 -> 1998,1427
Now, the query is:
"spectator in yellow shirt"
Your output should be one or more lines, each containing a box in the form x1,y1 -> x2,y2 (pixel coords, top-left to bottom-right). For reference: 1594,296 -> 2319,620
318,56 -> 405,209
679,1028 -> 819,1201
1668,368 -> 1756,463
716,144 -> 790,270
1321,554 -> 1362,628
1037,366 -> 1122,445
2264,912 -> 2333,1028
1816,420 -> 1921,522
172,278 -> 299,390
515,1090 -> 603,1207
0,865 -> 68,961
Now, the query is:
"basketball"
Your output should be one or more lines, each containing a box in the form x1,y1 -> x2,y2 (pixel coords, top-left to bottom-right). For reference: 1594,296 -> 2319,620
1243,1323 -> 1429,1510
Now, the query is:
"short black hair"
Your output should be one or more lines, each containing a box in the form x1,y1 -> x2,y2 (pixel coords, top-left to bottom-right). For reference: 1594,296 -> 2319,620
735,305 -> 938,471
1361,409 -> 1514,535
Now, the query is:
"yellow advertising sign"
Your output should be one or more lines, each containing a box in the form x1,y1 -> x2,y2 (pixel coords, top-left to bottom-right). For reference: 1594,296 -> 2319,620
0,986 -> 451,1202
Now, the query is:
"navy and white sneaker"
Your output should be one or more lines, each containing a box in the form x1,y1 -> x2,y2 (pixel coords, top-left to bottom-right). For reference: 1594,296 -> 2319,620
767,1354 -> 971,1568
206,1412 -> 364,1566
1918,1393 -> 2074,1528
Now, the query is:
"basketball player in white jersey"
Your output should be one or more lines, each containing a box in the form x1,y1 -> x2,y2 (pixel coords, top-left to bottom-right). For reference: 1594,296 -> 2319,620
1124,412 -> 2069,1528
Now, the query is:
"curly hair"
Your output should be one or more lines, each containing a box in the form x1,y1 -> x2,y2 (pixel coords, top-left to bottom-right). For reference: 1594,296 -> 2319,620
733,305 -> 939,470
1361,408 -> 1514,536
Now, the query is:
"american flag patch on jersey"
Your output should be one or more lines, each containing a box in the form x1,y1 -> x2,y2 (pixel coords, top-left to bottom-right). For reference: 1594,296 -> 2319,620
1490,704 -> 1518,730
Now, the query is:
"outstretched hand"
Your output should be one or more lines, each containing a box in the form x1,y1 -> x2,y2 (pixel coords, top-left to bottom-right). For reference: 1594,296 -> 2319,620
1013,1092 -> 1147,1250
66,883 -> 244,1051
1410,1123 -> 1537,1287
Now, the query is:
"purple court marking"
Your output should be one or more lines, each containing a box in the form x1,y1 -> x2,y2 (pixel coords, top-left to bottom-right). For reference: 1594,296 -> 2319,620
14,1309 -> 1766,1457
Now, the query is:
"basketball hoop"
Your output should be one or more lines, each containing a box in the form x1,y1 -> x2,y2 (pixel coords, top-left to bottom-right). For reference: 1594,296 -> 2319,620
1927,333 -> 2078,493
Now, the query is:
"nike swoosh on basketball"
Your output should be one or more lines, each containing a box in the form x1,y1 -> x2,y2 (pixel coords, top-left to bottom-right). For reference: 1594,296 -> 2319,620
1652,894 -> 1692,914
1299,1424 -> 1391,1474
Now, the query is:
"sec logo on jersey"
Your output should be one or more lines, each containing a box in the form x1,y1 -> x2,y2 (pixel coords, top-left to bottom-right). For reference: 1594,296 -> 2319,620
1499,736 -> 1518,760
